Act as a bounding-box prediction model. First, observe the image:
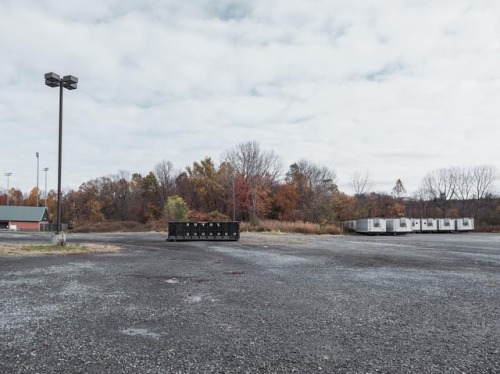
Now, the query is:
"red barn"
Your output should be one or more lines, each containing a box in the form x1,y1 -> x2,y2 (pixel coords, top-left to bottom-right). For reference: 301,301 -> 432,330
0,206 -> 49,231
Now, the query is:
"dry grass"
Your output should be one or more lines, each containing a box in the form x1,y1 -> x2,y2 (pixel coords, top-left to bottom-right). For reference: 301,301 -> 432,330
241,220 -> 343,235
476,224 -> 500,233
71,221 -> 141,233
0,243 -> 121,256
70,219 -> 344,235
71,220 -> 168,233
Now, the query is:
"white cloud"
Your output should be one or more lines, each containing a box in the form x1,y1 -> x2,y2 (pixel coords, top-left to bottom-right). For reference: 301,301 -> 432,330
0,0 -> 499,196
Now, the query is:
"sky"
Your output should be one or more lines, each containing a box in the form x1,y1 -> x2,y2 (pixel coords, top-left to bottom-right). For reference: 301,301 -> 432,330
1,0 -> 499,197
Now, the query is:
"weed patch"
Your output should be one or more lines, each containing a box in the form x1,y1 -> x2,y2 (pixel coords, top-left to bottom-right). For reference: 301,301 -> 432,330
241,220 -> 343,235
0,243 -> 121,256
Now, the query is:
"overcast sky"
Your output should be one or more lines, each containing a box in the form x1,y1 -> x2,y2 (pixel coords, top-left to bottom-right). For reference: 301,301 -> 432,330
1,0 -> 499,197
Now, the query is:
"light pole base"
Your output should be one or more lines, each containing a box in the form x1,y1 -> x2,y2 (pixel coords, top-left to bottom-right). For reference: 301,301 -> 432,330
52,233 -> 67,246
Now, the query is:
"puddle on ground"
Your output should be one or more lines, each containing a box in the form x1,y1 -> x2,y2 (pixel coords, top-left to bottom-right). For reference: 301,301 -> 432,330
121,328 -> 160,338
184,294 -> 218,303
185,295 -> 202,303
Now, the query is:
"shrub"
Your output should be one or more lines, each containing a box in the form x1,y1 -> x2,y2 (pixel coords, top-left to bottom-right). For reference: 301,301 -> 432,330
164,195 -> 190,221
189,210 -> 207,221
206,210 -> 231,222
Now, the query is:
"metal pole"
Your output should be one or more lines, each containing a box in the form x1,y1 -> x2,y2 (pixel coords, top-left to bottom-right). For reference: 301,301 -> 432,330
45,72 -> 77,239
232,172 -> 236,221
36,152 -> 39,206
44,168 -> 48,208
56,81 -> 63,234
5,173 -> 12,206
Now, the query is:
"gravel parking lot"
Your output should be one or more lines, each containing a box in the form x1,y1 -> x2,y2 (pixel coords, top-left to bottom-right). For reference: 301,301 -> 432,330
1,232 -> 499,373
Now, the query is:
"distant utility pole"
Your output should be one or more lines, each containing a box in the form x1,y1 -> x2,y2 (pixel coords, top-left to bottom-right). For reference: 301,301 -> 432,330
36,152 -> 40,206
43,167 -> 49,207
4,172 -> 12,206
232,172 -> 236,221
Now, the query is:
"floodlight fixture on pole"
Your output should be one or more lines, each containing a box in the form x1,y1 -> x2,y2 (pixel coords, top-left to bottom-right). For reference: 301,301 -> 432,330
4,172 -> 12,206
44,72 -> 78,235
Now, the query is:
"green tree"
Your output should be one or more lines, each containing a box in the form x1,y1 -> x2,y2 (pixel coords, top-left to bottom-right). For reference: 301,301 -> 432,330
164,195 -> 190,221
186,157 -> 225,213
142,172 -> 162,220
285,160 -> 337,223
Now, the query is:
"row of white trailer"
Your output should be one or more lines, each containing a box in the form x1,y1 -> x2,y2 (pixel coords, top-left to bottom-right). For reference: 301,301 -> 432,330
342,217 -> 475,235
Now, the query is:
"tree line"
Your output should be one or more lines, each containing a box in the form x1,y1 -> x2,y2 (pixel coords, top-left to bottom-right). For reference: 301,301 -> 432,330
1,141 -> 498,229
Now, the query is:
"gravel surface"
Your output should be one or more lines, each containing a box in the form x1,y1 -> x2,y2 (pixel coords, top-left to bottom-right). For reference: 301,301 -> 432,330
0,231 -> 499,373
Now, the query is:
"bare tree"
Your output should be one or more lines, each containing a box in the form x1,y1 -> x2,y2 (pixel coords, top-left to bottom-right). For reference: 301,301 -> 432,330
223,141 -> 282,184
154,160 -> 178,204
413,185 -> 434,217
222,141 -> 283,222
455,167 -> 474,215
288,159 -> 337,192
455,167 -> 474,201
420,168 -> 458,217
350,170 -> 373,196
471,164 -> 498,214
471,165 -> 497,200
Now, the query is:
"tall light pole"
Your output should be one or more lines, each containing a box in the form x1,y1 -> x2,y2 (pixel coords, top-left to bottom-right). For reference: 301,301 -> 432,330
4,172 -> 12,206
45,72 -> 78,236
43,167 -> 49,208
36,152 -> 39,206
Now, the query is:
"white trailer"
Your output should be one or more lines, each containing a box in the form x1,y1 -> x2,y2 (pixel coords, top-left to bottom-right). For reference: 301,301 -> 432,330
455,217 -> 474,232
342,220 -> 357,232
386,218 -> 412,234
355,218 -> 386,234
437,218 -> 455,233
421,218 -> 437,232
411,218 -> 421,232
